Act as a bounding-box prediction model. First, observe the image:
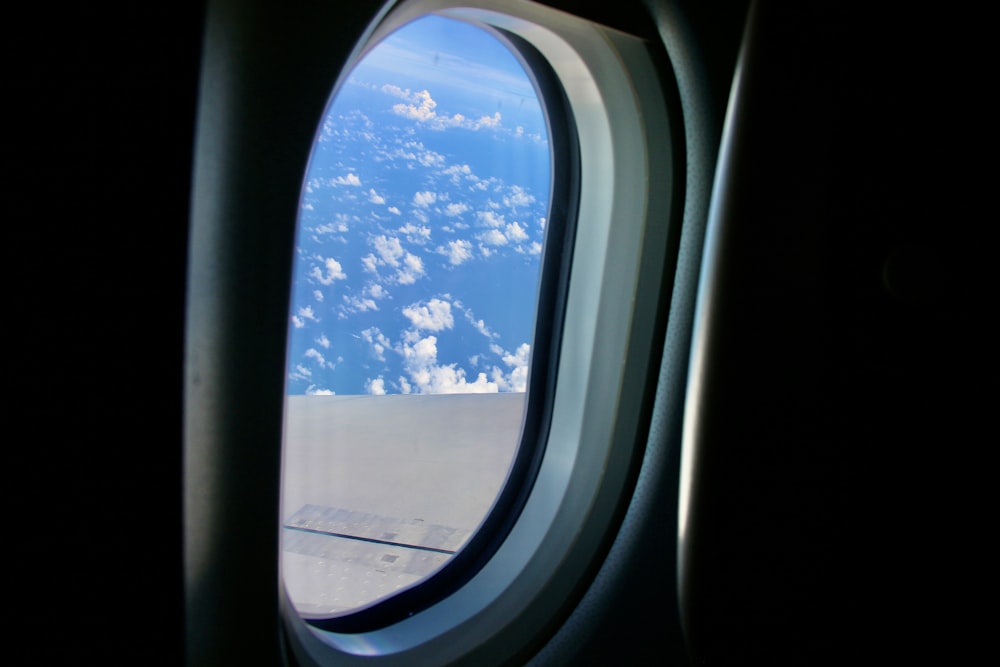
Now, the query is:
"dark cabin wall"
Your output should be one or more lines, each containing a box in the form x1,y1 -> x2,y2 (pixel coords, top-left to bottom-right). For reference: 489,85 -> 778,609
6,3 -> 204,663
681,3 -> 984,664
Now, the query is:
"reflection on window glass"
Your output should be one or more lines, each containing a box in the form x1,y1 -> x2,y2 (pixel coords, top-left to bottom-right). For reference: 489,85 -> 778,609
281,14 -> 550,618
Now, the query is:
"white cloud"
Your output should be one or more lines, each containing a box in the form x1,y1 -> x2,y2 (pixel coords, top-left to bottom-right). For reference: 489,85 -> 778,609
418,150 -> 445,167
316,334 -> 330,348
314,213 -> 350,235
312,289 -> 324,302
463,309 -> 497,339
439,239 -> 472,265
443,164 -> 475,184
365,282 -> 387,299
403,298 -> 454,331
502,343 -> 531,392
413,191 -> 437,208
478,210 -> 505,228
297,305 -> 319,322
503,185 -> 535,209
387,87 -> 505,133
309,256 -> 347,285
505,221 -> 529,242
388,206 -> 401,215
381,83 -> 410,99
398,222 -> 431,244
366,377 -> 387,395
392,89 -> 437,122
342,294 -> 378,313
306,386 -> 335,396
368,188 -> 385,204
503,342 -> 531,369
305,348 -> 329,368
472,112 -> 502,129
396,252 -> 425,284
398,334 -> 498,394
332,172 -> 361,186
519,241 -> 543,255
444,202 -> 469,217
361,326 -> 391,362
372,235 -> 404,266
479,228 -> 508,246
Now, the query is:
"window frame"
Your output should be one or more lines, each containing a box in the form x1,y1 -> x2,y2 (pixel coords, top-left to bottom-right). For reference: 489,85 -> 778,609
285,13 -> 580,633
279,0 -> 679,664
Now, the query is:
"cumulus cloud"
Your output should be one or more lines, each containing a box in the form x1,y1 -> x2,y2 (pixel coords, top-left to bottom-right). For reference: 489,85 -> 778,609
305,348 -> 331,369
478,210 -> 505,228
392,89 -> 438,122
472,112 -> 502,129
372,235 -> 404,266
398,222 -> 431,244
398,334 -> 498,394
342,294 -> 378,313
479,228 -> 508,246
385,87 -> 505,133
502,343 -> 531,392
314,217 -> 350,236
361,253 -> 379,273
505,221 -> 529,242
403,298 -> 454,332
413,191 -> 437,208
396,252 -> 425,284
365,282 -> 387,299
361,326 -> 391,362
309,256 -> 347,285
444,202 -> 469,217
365,377 -> 386,395
297,305 -> 319,323
503,185 -> 535,209
439,239 -> 473,265
332,172 -> 361,186
442,164 -> 475,184
517,241 -> 543,255
368,188 -> 385,204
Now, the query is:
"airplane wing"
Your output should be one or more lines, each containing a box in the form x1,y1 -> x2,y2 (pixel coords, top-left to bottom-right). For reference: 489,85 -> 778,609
282,504 -> 472,616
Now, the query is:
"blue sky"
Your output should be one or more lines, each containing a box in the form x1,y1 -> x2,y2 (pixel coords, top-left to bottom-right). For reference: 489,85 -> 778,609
285,15 -> 550,396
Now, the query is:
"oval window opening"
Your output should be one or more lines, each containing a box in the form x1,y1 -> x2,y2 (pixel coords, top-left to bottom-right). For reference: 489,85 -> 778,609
280,14 -> 552,622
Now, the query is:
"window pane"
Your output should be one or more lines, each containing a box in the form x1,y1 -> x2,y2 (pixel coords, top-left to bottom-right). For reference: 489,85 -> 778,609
281,14 -> 550,618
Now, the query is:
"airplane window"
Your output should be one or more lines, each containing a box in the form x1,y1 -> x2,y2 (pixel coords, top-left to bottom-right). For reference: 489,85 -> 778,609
268,1 -> 676,661
280,14 -> 552,621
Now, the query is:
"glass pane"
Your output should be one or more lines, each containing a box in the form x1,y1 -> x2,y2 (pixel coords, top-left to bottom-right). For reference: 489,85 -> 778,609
281,14 -> 550,618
